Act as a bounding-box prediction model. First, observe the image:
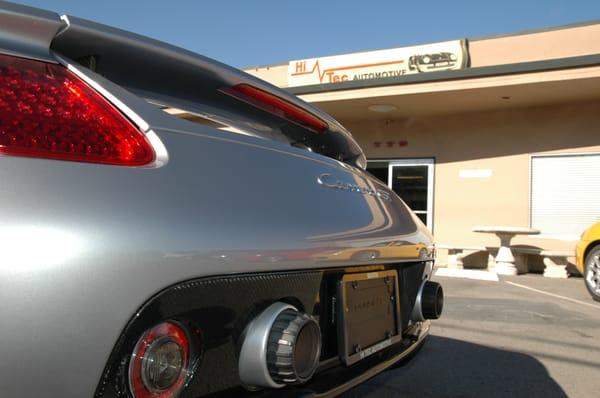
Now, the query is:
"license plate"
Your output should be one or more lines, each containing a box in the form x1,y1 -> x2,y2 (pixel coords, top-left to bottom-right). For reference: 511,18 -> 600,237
337,270 -> 401,365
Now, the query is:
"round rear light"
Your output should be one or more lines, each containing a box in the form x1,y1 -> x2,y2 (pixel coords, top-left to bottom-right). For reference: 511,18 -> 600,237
129,322 -> 191,398
141,337 -> 184,392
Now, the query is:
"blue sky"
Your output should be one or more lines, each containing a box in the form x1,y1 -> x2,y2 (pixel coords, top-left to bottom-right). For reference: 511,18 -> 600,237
18,0 -> 600,68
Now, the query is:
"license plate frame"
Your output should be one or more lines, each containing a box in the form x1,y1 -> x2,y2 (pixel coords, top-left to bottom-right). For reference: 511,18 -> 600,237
337,270 -> 402,366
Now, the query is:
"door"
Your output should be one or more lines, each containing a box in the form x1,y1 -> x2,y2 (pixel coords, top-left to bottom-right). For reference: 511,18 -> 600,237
387,159 -> 434,230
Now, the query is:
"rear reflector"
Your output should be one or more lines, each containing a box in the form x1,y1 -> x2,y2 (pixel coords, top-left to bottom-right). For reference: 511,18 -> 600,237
129,321 -> 191,398
222,83 -> 328,133
0,54 -> 155,166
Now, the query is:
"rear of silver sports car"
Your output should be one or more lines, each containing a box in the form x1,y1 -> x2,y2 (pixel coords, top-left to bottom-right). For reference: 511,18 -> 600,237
0,2 -> 443,397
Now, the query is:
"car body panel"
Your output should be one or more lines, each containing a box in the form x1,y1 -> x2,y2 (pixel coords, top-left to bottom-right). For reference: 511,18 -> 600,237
0,2 -> 435,397
0,126 -> 431,397
0,0 -> 61,61
313,241 -> 428,262
575,221 -> 600,273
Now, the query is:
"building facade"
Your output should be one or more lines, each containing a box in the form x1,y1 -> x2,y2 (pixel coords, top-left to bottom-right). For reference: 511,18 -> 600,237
245,22 -> 600,269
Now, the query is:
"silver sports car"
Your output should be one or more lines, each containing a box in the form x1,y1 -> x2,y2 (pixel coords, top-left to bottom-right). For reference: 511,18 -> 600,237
0,2 -> 443,397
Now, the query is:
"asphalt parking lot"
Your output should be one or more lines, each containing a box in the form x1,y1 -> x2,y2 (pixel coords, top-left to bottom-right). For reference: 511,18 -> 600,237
344,272 -> 600,398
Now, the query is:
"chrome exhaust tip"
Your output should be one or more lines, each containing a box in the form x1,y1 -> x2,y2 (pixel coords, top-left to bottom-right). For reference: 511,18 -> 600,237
238,302 -> 321,389
411,281 -> 444,322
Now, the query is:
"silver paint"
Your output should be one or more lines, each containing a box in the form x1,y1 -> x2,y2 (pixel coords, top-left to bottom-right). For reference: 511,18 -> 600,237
0,4 -> 434,397
0,1 -> 63,61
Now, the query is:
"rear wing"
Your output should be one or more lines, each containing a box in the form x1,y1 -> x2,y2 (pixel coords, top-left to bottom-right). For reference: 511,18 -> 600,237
48,15 -> 366,169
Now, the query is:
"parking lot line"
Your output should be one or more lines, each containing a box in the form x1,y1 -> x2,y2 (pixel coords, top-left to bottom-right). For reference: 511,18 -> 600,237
505,281 -> 600,309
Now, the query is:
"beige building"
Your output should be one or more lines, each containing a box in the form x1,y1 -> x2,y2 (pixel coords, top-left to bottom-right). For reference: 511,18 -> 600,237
245,22 -> 600,272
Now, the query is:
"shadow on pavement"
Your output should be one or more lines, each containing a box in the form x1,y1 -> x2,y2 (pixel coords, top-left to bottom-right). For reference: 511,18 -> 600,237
342,335 -> 567,398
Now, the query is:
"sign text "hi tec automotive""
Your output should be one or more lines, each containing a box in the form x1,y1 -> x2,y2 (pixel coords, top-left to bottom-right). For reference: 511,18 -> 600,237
287,40 -> 468,87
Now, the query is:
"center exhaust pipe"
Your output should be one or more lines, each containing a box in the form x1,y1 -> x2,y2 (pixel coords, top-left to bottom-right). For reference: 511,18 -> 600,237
411,281 -> 444,321
238,302 -> 321,389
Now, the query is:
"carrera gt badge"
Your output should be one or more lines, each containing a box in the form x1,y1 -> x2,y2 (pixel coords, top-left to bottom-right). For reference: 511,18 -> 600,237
317,173 -> 391,201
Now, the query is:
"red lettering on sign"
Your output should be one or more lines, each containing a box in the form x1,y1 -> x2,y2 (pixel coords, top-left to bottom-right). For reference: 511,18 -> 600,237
295,61 -> 306,73
291,59 -> 405,84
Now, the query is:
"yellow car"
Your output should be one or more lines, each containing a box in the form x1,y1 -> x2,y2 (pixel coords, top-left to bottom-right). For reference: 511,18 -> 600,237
576,221 -> 600,302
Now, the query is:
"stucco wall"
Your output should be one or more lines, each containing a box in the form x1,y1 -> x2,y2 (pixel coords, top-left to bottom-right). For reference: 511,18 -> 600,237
246,64 -> 288,87
341,101 -> 600,251
469,24 -> 600,67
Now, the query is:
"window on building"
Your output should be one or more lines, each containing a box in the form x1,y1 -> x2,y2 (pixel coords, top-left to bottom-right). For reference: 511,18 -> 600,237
367,159 -> 435,230
531,154 -> 600,238
366,161 -> 389,185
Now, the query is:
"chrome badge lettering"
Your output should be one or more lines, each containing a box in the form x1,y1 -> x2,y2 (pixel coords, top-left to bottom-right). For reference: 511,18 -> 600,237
317,173 -> 391,201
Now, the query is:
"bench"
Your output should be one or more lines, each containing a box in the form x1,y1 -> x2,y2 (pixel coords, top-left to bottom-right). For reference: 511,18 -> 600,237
511,247 -> 573,278
437,244 -> 489,269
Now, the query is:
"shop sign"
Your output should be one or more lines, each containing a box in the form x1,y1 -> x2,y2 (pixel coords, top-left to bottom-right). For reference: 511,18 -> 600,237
288,40 -> 468,87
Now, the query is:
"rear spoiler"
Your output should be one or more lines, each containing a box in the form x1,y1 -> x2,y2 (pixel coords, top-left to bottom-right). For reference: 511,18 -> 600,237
0,1 -> 62,62
48,15 -> 366,169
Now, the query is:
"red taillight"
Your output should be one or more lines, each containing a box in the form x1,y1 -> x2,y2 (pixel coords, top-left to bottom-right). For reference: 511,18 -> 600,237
129,321 -> 191,398
223,83 -> 328,133
0,54 -> 155,166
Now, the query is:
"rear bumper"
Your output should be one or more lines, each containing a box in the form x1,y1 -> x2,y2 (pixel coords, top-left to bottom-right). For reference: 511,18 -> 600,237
237,322 -> 430,398
94,264 -> 433,397
290,321 -> 430,398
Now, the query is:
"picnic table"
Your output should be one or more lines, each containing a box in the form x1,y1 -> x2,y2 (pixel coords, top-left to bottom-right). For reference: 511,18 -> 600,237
472,226 -> 540,275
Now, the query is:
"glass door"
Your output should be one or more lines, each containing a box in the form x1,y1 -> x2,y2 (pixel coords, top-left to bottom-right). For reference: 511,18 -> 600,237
388,159 -> 434,230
